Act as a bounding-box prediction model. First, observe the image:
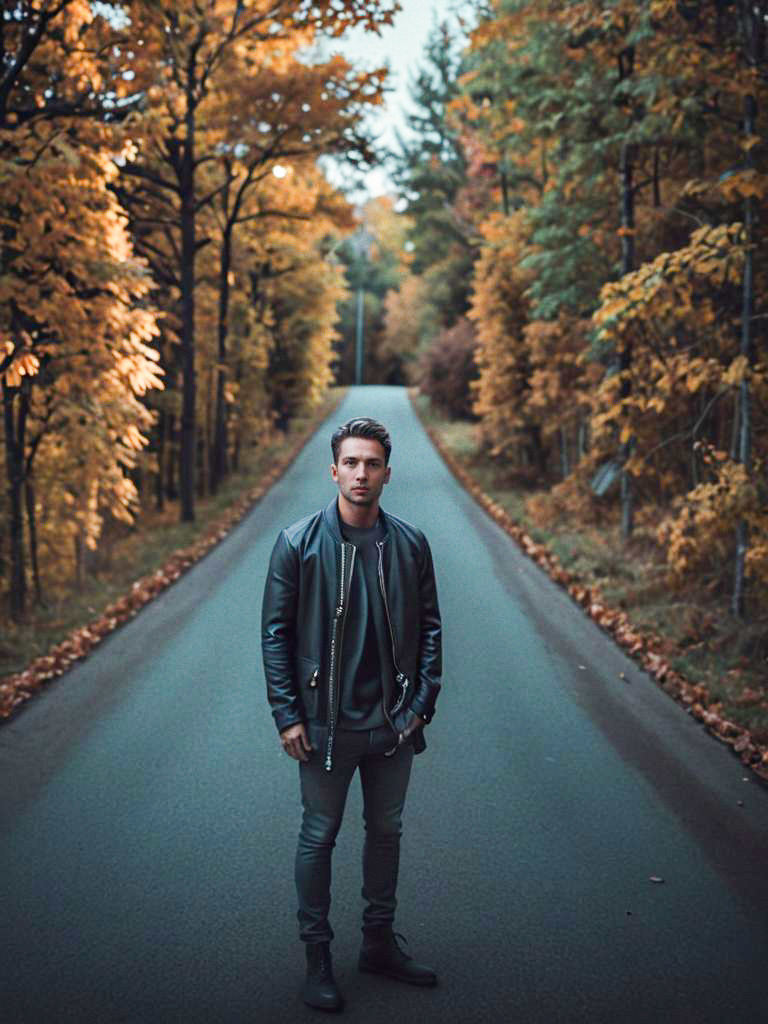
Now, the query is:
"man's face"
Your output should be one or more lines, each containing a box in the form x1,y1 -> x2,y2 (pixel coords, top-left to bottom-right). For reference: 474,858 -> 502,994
331,437 -> 391,508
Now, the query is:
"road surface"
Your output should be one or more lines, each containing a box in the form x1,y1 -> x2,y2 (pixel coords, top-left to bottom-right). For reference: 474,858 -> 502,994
1,386 -> 767,1023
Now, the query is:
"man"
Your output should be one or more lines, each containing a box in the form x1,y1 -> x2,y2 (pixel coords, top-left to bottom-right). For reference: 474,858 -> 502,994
261,416 -> 442,1012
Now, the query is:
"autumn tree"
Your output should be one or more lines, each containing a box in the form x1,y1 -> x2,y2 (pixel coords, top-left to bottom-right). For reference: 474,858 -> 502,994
0,2 -> 162,620
382,274 -> 438,384
200,164 -> 349,441
393,17 -> 474,331
406,0 -> 768,622
1,1 -> 397,624
417,317 -> 478,419
118,0 -> 398,520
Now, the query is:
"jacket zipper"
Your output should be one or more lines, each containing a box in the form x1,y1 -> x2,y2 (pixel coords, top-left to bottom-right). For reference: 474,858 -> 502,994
325,542 -> 355,771
377,539 -> 409,754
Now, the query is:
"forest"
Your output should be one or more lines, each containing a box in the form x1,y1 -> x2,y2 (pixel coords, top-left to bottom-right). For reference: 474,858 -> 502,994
0,0 -> 397,627
363,0 -> 768,630
1,1 -> 767,741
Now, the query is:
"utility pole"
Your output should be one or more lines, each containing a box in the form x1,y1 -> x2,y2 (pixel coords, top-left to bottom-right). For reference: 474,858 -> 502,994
355,284 -> 364,386
349,224 -> 372,386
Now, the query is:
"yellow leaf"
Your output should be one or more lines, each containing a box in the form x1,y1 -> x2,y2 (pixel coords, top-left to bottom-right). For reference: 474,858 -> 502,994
724,355 -> 749,387
17,353 -> 40,377
740,135 -> 762,152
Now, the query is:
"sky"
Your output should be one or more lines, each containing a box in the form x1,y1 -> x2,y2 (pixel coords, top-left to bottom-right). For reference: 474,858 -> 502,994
320,0 -> 468,201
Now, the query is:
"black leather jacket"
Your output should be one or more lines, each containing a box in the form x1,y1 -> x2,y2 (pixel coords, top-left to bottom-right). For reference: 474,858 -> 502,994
261,497 -> 442,771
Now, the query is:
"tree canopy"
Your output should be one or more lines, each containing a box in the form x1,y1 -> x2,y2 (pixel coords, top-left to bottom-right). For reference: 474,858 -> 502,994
0,0 -> 396,620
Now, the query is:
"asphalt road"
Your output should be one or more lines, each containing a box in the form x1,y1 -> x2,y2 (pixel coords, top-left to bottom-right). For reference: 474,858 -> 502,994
1,386 -> 768,1024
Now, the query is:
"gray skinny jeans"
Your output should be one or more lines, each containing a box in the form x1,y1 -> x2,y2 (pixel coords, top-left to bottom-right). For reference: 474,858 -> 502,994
295,724 -> 415,944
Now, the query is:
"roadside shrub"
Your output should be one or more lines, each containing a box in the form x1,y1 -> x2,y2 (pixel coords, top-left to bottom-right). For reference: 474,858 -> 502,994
417,317 -> 478,420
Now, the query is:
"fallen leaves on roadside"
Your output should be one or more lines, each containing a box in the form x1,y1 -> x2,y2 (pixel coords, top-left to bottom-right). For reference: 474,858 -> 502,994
416,398 -> 768,783
0,403 -> 342,723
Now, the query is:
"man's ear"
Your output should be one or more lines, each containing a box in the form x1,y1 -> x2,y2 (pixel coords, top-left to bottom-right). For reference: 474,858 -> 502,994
384,466 -> 391,484
330,462 -> 339,483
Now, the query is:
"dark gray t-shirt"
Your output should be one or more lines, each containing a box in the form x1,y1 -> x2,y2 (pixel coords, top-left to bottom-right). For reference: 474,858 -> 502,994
337,520 -> 394,731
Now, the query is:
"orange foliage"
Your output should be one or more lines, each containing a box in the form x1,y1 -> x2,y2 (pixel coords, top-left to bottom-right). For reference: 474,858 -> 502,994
469,211 -> 532,460
0,0 -> 396,617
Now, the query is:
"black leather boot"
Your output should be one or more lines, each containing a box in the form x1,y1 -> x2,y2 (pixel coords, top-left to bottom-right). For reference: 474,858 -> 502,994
303,941 -> 344,1012
358,930 -> 437,987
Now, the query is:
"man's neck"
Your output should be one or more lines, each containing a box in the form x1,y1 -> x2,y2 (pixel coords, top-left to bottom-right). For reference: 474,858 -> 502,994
338,495 -> 380,529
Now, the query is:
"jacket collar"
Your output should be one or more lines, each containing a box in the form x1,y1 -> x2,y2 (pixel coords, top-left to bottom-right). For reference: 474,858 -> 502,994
323,496 -> 389,543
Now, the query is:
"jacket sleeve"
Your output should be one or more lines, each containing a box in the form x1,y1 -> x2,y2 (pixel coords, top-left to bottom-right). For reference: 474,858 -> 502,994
261,530 -> 304,735
409,535 -> 442,724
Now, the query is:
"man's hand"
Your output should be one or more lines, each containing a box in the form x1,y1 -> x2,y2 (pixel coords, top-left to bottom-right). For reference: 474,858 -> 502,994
281,723 -> 312,762
399,713 -> 425,744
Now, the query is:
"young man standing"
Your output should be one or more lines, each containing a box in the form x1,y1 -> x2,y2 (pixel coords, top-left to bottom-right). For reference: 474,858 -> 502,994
261,416 -> 442,1012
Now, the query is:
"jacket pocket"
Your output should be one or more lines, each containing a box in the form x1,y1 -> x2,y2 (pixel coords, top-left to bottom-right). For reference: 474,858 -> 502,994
390,673 -> 411,717
297,656 -> 320,719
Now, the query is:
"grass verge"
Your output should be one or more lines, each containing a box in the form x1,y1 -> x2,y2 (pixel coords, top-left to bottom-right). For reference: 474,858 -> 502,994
411,391 -> 768,780
0,389 -> 346,720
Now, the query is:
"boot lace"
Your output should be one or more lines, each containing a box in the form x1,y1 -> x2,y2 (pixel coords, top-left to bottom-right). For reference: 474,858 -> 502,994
314,946 -> 333,979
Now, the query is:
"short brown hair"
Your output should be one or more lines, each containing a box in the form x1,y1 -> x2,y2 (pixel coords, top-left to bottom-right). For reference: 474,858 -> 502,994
331,417 -> 392,465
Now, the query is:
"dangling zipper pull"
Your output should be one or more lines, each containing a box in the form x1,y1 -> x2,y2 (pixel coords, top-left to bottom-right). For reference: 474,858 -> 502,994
390,675 -> 409,715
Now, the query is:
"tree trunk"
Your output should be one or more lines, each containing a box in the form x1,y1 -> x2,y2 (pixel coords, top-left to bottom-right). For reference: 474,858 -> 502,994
578,418 -> 589,460
732,82 -> 757,617
232,428 -> 241,472
618,64 -> 636,541
166,412 -> 178,501
500,160 -> 510,216
211,219 -> 233,493
155,407 -> 165,512
2,378 -> 28,621
73,532 -> 85,589
178,95 -> 197,522
526,424 -> 547,475
730,390 -> 741,461
232,355 -> 245,472
199,369 -> 211,498
559,426 -> 569,479
20,381 -> 44,607
24,474 -> 43,606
